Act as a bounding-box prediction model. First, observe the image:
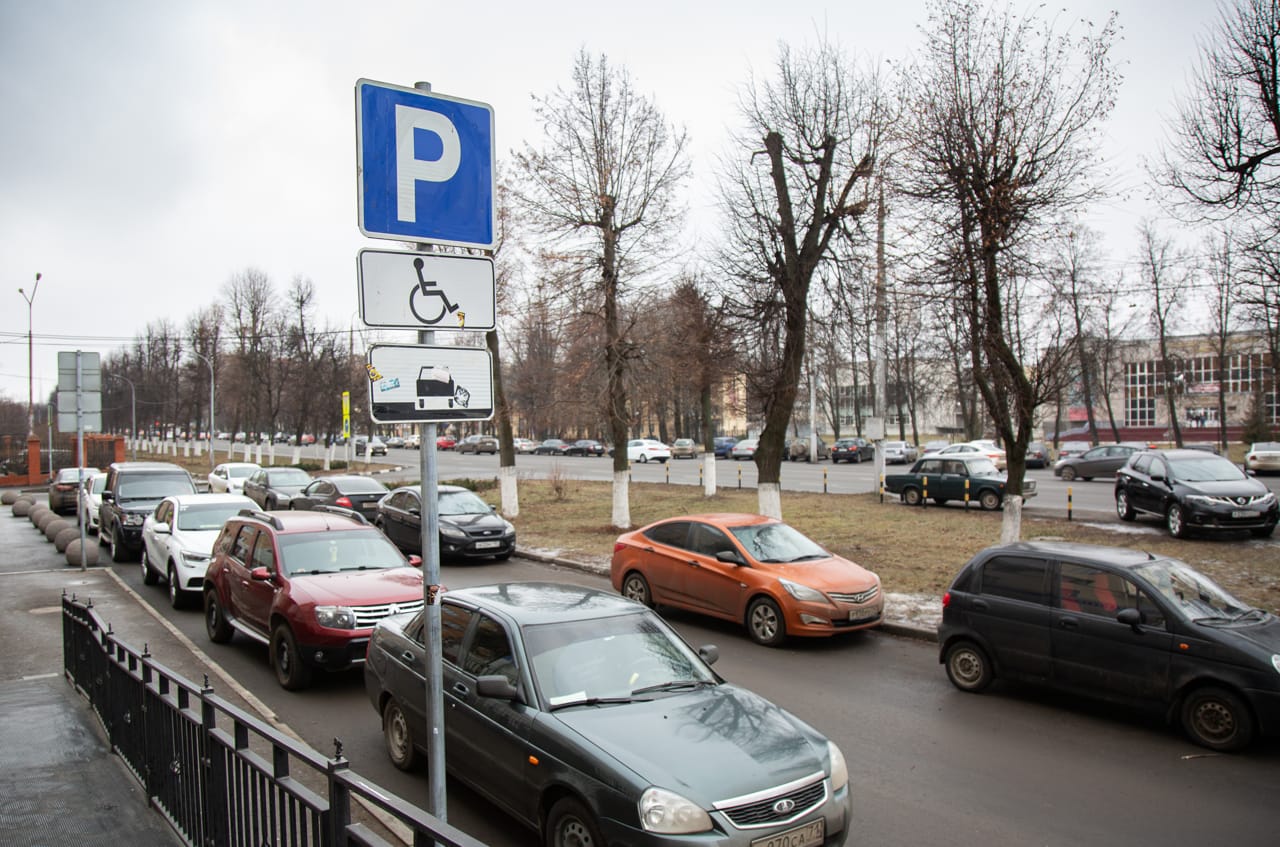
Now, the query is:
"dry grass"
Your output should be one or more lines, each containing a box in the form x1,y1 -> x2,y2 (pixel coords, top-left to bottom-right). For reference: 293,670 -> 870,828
133,448 -> 1279,612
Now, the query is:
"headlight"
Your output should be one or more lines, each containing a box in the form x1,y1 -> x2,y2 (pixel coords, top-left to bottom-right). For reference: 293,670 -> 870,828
828,741 -> 849,792
779,578 -> 827,603
501,519 -> 515,533
124,513 -> 146,526
638,787 -> 711,834
315,606 -> 356,629
1271,654 -> 1280,674
1259,492 -> 1277,507
180,550 -> 210,565
440,524 -> 467,540
1184,495 -> 1213,506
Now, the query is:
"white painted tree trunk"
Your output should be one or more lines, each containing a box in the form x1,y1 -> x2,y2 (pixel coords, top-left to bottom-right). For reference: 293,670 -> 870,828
758,482 -> 783,520
499,465 -> 519,517
1000,495 -> 1023,544
703,452 -> 717,496
612,471 -> 631,529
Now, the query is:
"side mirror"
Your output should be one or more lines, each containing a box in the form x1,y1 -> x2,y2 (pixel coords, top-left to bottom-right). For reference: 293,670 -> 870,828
475,675 -> 519,701
698,645 -> 720,666
407,554 -> 423,567
715,550 -> 745,566
153,523 -> 171,536
249,566 -> 273,582
1116,608 -> 1143,631
102,491 -> 114,502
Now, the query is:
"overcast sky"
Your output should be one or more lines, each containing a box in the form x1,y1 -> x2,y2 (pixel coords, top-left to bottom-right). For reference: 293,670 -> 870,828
0,0 -> 1221,408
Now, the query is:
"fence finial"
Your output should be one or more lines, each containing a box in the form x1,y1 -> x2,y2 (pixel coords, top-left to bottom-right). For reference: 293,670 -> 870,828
333,738 -> 345,762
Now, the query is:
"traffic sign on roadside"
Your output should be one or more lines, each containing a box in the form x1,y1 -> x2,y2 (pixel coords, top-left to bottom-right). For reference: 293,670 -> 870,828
355,79 -> 495,248
358,248 -> 495,331
366,343 -> 493,424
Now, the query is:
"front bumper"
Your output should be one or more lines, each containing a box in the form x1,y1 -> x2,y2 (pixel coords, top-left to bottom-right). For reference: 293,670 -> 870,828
1182,500 -> 1278,532
441,534 -> 516,559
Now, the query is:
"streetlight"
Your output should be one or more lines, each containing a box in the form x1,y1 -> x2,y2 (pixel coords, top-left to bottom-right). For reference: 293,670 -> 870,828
17,272 -> 41,436
190,351 -> 216,470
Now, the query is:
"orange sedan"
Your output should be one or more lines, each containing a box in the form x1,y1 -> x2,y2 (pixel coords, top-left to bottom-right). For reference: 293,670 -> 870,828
610,513 -> 883,646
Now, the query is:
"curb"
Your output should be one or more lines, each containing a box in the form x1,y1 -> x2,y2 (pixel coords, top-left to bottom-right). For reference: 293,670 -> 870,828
511,548 -> 939,644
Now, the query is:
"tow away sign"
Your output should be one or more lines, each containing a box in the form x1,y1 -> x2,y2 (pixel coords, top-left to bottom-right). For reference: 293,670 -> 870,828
366,343 -> 493,424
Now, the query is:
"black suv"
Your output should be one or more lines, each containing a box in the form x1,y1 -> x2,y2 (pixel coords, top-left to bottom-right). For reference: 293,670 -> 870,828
1114,449 -> 1278,539
98,462 -> 198,562
939,541 -> 1280,751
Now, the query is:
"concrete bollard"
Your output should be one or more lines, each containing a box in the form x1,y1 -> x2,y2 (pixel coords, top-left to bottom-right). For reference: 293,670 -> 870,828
37,511 -> 61,534
54,526 -> 81,552
28,504 -> 51,527
1,491 -> 19,506
45,517 -> 71,541
12,499 -> 32,517
65,538 -> 100,567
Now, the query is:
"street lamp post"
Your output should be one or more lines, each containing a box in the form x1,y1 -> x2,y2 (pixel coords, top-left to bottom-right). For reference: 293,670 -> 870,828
191,351 -> 216,470
17,272 -> 42,436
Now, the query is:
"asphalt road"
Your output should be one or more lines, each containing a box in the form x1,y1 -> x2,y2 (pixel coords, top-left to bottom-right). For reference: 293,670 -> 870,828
99,543 -> 1280,847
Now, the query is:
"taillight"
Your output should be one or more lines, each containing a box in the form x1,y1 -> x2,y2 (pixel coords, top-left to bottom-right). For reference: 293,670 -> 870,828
942,591 -> 952,608
336,496 -> 353,508
613,542 -> 627,554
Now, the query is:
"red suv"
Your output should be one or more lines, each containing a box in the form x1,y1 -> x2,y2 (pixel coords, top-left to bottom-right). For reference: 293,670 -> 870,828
202,508 -> 424,689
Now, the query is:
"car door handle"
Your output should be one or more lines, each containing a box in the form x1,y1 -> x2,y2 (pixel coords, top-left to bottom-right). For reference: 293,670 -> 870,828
1059,618 -> 1079,629
686,559 -> 699,567
401,651 -> 416,663
451,682 -> 469,696
972,599 -> 989,611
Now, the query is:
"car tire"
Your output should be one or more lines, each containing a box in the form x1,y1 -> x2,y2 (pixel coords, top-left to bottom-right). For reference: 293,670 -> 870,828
934,498 -> 948,506
383,698 -> 418,771
944,641 -> 993,692
902,488 -> 923,507
266,497 -> 277,510
204,591 -> 233,644
1180,686 -> 1255,752
1060,466 -> 1077,482
979,490 -> 1002,511
494,551 -> 512,561
545,797 -> 605,847
638,455 -> 648,464
111,526 -> 132,563
167,564 -> 187,610
746,596 -> 786,647
140,547 -> 159,585
1116,490 -> 1136,521
1167,503 -> 1190,538
271,623 -> 312,690
620,572 -> 653,608
853,452 -> 863,463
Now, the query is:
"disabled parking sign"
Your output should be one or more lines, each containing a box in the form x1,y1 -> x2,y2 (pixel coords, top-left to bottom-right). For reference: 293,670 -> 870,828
355,79 -> 495,248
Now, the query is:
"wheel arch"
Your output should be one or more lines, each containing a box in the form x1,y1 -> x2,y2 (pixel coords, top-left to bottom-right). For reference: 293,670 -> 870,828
1168,676 -> 1258,729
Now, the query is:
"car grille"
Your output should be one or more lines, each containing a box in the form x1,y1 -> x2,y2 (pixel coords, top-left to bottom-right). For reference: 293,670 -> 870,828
465,527 -> 506,539
828,585 -> 880,605
352,599 -> 424,628
1200,494 -> 1270,507
718,776 -> 828,828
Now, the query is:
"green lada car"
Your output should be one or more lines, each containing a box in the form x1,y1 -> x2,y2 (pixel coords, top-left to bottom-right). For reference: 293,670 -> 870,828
884,454 -> 1035,510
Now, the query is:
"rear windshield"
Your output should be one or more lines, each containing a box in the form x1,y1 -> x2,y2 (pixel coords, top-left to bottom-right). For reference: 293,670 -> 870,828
268,468 -> 312,485
339,478 -> 390,494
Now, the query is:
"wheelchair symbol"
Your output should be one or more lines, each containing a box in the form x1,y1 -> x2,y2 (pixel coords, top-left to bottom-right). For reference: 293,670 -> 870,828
409,257 -> 460,325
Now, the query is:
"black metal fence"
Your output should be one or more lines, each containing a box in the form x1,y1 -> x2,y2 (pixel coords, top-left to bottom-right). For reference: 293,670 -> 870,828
61,593 -> 486,847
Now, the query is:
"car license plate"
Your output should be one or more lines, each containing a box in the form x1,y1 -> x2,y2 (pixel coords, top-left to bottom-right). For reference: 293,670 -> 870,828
1232,510 -> 1259,518
848,609 -> 878,622
474,540 -> 501,549
751,820 -> 824,847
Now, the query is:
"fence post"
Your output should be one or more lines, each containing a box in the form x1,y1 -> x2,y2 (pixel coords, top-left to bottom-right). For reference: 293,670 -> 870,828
922,475 -> 928,509
964,478 -> 970,510
200,678 -> 228,847
327,740 -> 351,847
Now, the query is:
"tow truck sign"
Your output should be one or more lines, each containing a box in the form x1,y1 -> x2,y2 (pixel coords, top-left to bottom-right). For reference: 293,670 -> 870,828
366,344 -> 493,424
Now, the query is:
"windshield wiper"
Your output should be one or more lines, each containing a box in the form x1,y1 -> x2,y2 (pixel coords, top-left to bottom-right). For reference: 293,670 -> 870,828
293,568 -> 339,575
548,695 -> 651,712
787,554 -> 827,563
338,565 -> 386,571
1230,608 -> 1267,623
631,679 -> 716,695
1190,616 -> 1233,626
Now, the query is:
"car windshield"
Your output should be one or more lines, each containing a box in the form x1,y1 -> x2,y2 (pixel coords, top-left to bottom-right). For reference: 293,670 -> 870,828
964,458 -> 1001,476
438,490 -> 491,516
277,529 -> 406,576
176,503 -> 248,532
1168,455 -> 1247,482
269,468 -> 312,486
1133,559 -> 1261,623
727,521 -> 829,563
118,473 -> 195,500
523,611 -> 716,708
227,466 -> 256,479
885,442 -> 907,449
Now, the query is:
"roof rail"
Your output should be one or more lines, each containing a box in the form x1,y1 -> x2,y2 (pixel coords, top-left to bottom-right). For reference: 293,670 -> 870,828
311,504 -> 369,525
237,509 -> 285,531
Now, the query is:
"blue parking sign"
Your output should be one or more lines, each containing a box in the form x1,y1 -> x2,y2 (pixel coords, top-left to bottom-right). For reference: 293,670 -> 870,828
356,79 -> 495,248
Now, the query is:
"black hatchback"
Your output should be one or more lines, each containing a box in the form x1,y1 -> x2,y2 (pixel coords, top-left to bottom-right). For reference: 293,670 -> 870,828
938,541 -> 1280,751
374,485 -> 515,561
1114,449 -> 1278,538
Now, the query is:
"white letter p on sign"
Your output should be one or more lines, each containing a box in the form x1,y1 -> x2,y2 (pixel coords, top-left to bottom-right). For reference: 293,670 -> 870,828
395,104 -> 461,223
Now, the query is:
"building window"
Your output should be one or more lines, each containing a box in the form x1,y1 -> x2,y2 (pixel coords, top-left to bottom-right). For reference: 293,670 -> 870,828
1267,392 -> 1279,424
1125,361 -> 1158,426
1225,354 -> 1258,394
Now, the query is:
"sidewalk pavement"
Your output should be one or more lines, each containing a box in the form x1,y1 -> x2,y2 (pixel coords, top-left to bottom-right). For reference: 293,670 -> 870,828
0,501 -> 183,846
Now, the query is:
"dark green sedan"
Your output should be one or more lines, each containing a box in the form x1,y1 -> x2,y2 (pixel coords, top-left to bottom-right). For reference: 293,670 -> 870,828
884,454 -> 1035,510
365,582 -> 852,847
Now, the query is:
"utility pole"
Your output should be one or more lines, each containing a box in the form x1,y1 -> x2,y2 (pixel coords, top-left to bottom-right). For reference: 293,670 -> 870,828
18,272 -> 42,436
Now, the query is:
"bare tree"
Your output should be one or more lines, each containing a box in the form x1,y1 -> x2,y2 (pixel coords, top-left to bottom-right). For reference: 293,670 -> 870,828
717,39 -> 886,518
1205,229 -> 1240,450
511,49 -> 690,529
902,0 -> 1118,539
1158,0 -> 1280,220
1050,227 -> 1108,445
1137,223 -> 1191,448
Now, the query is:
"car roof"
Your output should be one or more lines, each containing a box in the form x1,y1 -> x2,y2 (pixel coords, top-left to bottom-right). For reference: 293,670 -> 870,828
233,509 -> 372,535
445,582 -> 646,627
108,461 -> 189,472
1139,448 -> 1232,460
166,493 -> 257,506
976,541 -> 1163,571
